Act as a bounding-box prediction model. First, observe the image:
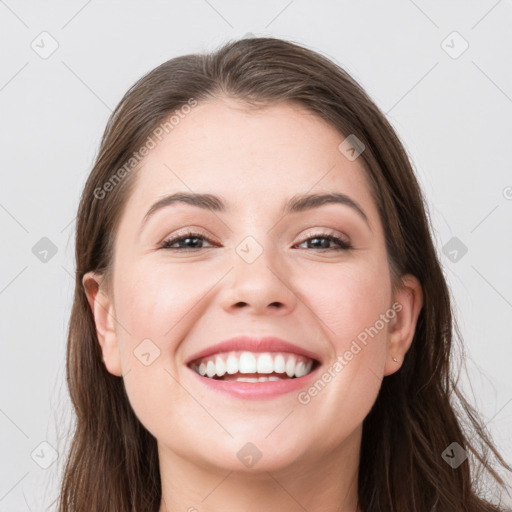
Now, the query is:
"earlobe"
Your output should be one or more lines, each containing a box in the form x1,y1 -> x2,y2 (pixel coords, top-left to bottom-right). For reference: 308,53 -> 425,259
82,271 -> 123,377
383,274 -> 423,376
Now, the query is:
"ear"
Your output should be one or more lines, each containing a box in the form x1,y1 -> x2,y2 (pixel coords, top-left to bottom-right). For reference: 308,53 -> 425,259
383,274 -> 423,376
82,271 -> 123,377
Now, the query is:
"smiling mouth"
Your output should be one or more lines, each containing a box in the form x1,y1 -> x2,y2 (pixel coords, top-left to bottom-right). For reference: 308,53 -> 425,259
188,350 -> 320,382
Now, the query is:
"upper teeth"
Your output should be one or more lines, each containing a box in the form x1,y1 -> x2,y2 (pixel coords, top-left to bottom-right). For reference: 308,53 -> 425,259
192,351 -> 314,379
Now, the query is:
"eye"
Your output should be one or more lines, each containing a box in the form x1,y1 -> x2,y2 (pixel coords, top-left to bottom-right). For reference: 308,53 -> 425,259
158,231 -> 352,252
159,231 -> 216,251
295,232 -> 352,251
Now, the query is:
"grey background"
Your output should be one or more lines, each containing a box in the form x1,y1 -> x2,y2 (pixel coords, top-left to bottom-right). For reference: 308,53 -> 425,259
1,0 -> 511,509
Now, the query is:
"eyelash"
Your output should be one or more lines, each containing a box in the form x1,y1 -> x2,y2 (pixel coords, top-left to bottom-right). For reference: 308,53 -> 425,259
158,231 -> 352,252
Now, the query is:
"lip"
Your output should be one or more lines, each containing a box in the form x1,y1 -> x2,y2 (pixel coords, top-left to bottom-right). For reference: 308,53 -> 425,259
185,335 -> 322,400
185,336 -> 322,366
186,360 -> 321,400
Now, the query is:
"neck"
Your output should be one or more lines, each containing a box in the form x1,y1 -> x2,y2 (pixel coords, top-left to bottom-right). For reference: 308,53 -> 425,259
158,427 -> 361,512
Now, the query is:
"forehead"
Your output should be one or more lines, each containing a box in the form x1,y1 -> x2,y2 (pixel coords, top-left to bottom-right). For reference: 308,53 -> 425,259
121,98 -> 380,230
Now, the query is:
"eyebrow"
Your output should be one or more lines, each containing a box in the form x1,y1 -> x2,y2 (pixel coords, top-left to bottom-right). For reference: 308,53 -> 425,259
139,191 -> 371,233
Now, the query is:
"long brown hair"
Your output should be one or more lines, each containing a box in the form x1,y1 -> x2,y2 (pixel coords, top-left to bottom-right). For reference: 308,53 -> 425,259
55,36 -> 511,511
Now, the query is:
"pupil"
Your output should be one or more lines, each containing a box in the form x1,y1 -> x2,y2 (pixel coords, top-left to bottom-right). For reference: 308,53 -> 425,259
311,237 -> 329,249
185,237 -> 201,248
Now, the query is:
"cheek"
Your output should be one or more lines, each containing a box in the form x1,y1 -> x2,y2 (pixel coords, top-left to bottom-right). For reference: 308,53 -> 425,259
111,261 -> 211,436
299,259 -> 392,343
294,264 -> 392,435
114,259 -> 211,342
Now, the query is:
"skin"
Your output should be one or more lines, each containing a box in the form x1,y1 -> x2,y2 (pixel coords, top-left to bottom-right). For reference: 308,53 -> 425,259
83,97 -> 423,512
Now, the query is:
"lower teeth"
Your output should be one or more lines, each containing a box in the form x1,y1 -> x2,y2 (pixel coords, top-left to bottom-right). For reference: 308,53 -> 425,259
232,376 -> 283,382
206,373 -> 294,382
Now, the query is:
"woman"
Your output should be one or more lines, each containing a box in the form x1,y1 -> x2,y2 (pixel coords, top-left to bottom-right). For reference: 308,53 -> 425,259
56,36 -> 511,511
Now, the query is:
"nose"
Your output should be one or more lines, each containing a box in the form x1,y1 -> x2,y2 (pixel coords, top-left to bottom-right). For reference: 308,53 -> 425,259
219,241 -> 298,316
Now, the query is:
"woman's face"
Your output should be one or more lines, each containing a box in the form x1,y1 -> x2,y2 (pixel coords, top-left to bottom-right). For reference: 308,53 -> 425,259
85,97 -> 422,476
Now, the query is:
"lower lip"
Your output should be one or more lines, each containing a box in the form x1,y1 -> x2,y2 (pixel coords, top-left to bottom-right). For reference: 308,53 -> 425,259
187,365 -> 320,400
